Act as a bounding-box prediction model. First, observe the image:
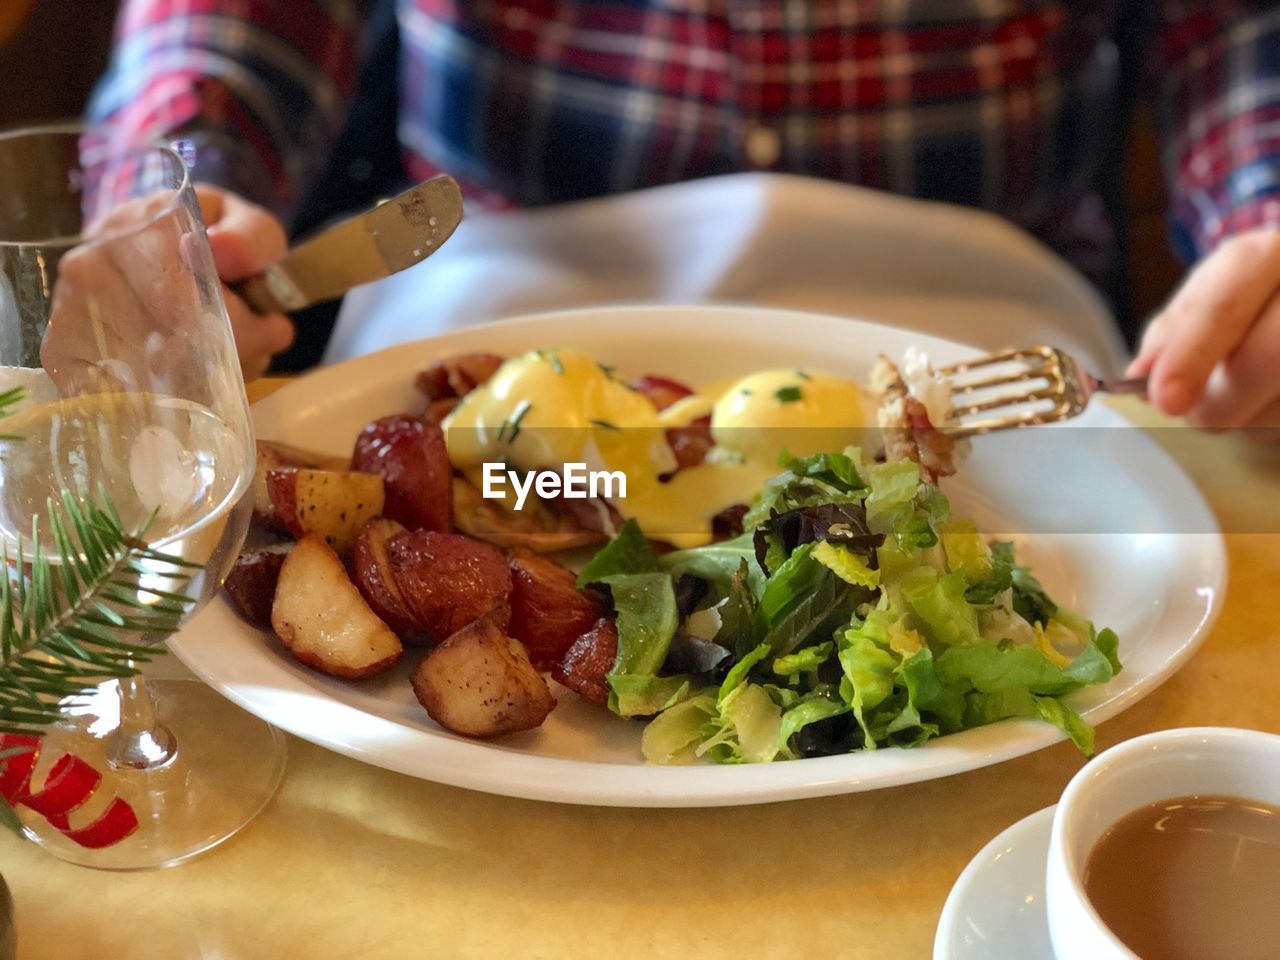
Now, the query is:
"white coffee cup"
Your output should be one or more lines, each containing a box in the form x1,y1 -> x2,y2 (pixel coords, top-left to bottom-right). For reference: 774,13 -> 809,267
1046,726 -> 1280,959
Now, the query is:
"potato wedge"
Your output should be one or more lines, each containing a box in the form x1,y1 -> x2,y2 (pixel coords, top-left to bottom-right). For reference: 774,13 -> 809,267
552,618 -> 618,705
253,440 -> 348,532
352,517 -> 428,643
266,467 -> 385,553
271,535 -> 403,678
411,612 -> 555,737
387,530 -> 512,640
507,548 -> 601,668
224,545 -> 291,628
350,415 -> 452,532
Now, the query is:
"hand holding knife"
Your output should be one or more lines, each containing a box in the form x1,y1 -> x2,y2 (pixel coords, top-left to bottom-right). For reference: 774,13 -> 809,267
235,175 -> 464,315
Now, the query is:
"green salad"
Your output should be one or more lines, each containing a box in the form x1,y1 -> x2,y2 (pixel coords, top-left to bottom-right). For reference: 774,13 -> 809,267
577,448 -> 1121,763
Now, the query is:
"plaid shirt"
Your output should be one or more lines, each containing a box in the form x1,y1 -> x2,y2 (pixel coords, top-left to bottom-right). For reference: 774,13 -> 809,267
91,1 -> 1280,287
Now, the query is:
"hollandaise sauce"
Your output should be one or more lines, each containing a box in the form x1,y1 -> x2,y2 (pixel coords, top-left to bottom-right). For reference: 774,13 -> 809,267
442,349 -> 868,547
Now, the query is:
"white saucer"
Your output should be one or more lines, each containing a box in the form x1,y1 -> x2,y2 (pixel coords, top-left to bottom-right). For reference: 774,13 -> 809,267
934,806 -> 1058,960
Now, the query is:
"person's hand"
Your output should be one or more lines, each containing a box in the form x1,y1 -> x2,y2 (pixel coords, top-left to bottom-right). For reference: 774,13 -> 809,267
1127,227 -> 1280,442
40,185 -> 295,396
195,185 -> 295,380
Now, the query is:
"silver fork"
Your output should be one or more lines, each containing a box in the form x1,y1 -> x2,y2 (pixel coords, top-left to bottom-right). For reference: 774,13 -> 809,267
938,346 -> 1148,438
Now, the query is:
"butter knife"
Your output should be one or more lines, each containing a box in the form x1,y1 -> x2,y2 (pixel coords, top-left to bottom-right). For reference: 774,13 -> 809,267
235,176 -> 463,315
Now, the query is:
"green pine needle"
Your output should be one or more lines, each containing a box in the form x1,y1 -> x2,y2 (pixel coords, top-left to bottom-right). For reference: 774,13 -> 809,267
0,385 -> 23,441
0,495 -> 199,736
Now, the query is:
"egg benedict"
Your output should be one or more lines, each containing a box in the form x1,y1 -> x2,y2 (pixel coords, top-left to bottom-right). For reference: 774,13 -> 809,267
442,349 -> 869,547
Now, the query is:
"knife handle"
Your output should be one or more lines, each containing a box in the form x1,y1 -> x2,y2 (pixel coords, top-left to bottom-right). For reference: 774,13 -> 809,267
233,266 -> 308,315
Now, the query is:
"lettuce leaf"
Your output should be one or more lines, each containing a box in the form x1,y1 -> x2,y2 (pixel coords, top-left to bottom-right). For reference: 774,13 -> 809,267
608,674 -> 691,718
898,647 -> 966,732
813,540 -> 880,589
960,688 -> 1096,756
772,641 -> 834,677
837,632 -> 898,748
863,461 -> 949,553
601,571 -> 679,715
936,635 -> 1118,696
778,692 -> 849,757
1033,695 -> 1095,755
743,448 -> 867,530
758,543 -> 822,624
660,531 -> 765,597
759,567 -> 853,657
641,692 -> 717,763
752,501 -> 882,575
695,682 -> 784,763
716,641 -> 769,702
900,567 -> 982,648
578,518 -> 659,585
940,518 -> 993,584
1010,565 -> 1057,626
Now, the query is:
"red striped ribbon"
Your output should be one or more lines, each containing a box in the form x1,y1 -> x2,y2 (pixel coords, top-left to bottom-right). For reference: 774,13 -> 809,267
0,733 -> 139,848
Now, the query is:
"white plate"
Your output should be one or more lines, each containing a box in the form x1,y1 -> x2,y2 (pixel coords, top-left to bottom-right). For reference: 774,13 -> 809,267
934,806 -> 1057,960
169,305 -> 1226,807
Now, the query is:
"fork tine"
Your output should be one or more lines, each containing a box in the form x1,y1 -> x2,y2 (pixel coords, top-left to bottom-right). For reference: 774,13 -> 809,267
937,346 -> 1056,377
950,386 -> 1064,417
946,404 -> 1074,438
948,370 -> 1051,395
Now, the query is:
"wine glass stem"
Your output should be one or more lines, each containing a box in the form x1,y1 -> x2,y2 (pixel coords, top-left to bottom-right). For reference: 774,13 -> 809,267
105,664 -> 177,771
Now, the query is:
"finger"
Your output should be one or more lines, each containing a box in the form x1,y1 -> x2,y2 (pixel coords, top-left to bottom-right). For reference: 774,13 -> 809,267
1184,289 -> 1280,429
194,183 -> 225,226
1125,314 -> 1173,378
1143,231 -> 1280,414
223,288 -> 295,380
203,192 -> 288,283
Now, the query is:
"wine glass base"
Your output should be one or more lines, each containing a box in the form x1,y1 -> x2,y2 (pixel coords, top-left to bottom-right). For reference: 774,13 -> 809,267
19,679 -> 286,870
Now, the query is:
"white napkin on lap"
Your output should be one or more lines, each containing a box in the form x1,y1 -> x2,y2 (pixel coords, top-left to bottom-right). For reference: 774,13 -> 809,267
327,173 -> 1128,378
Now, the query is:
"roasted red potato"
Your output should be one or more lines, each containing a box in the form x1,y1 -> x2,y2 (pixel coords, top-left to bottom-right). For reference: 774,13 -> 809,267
252,440 -> 349,532
552,617 -> 619,705
410,611 -> 556,737
266,468 -> 385,554
630,374 -> 694,411
507,548 -> 602,667
351,517 -> 429,643
270,535 -> 403,678
414,352 -> 504,401
224,545 -> 291,628
387,530 -> 512,640
350,415 -> 452,532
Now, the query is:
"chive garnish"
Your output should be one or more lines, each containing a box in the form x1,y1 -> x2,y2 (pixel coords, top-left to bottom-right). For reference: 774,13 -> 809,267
539,349 -> 564,375
498,401 -> 533,443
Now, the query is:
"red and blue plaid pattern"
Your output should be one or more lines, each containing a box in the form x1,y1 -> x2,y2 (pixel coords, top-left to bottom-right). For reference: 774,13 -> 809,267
90,0 -> 1280,280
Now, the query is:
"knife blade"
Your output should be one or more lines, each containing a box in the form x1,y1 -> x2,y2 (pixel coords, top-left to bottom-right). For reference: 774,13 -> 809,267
236,175 -> 463,315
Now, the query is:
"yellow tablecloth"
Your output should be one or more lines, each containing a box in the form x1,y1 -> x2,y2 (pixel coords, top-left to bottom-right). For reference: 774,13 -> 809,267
3,387 -> 1277,960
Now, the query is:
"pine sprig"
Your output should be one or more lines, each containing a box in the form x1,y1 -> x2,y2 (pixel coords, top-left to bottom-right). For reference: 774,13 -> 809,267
0,385 -> 206,840
0,385 -> 23,441
0,493 -> 201,736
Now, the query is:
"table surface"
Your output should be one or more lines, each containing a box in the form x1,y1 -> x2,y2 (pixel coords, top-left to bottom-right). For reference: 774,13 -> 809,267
3,385 -> 1277,960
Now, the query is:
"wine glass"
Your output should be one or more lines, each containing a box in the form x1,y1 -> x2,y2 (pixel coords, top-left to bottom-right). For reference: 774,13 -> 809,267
0,125 -> 285,869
